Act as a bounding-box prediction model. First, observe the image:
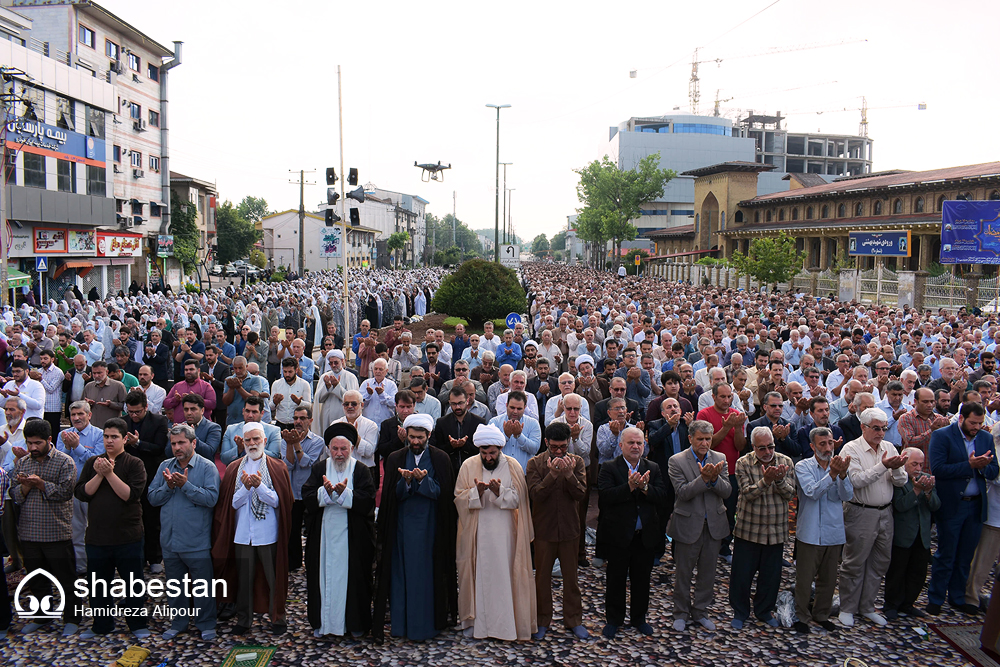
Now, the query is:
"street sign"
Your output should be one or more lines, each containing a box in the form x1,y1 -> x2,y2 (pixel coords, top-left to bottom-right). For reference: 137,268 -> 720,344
634,255 -> 641,266
500,244 -> 520,268
506,312 -> 522,329
35,257 -> 48,272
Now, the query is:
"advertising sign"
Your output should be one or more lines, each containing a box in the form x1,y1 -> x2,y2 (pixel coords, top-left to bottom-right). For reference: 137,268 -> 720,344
940,201 -> 1000,264
33,228 -> 67,254
5,119 -> 105,164
848,230 -> 911,257
320,227 -> 341,258
68,230 -> 96,254
96,232 -> 142,257
157,235 -> 174,257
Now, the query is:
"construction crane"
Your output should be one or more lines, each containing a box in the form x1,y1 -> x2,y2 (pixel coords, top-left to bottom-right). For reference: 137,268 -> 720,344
712,81 -> 839,117
784,97 -> 927,137
681,38 -> 867,114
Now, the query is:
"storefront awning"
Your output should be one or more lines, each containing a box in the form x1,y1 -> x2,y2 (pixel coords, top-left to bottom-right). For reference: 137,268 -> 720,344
6,269 -> 30,289
54,260 -> 94,279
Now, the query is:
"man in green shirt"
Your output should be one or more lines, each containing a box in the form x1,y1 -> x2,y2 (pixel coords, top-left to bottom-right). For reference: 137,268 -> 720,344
53,332 -> 78,373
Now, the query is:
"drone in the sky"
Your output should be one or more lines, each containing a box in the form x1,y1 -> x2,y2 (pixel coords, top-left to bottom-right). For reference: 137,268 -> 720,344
415,161 -> 452,182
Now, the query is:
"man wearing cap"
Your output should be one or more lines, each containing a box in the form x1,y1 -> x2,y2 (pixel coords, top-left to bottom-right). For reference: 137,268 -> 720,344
454,423 -> 536,640
302,422 -> 376,638
212,421 -> 294,636
314,350 -> 360,428
372,413 -> 457,642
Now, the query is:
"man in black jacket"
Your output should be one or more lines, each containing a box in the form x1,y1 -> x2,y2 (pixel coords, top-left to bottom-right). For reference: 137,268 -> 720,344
200,345 -> 230,426
123,390 -> 169,572
526,357 -> 559,425
593,377 -> 641,428
433,387 -> 487,474
61,355 -> 90,418
838,391 -> 875,445
748,391 -> 798,460
646,397 -> 689,526
597,426 -> 668,639
420,343 -> 452,394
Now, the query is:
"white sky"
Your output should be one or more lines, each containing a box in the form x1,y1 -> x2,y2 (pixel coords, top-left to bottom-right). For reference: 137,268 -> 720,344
100,0 -> 1000,240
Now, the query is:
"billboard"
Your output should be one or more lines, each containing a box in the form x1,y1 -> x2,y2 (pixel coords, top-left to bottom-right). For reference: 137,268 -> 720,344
848,230 -> 911,257
940,201 -> 1000,264
320,227 -> 341,258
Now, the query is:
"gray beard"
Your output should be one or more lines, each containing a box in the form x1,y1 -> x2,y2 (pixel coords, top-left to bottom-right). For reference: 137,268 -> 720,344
333,459 -> 348,473
815,451 -> 832,462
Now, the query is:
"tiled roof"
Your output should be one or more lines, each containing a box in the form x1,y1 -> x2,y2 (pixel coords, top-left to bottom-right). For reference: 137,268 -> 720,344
642,225 -> 695,238
682,162 -> 776,177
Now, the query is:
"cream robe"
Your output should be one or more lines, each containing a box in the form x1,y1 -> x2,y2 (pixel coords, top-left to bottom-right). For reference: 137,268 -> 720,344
455,454 -> 536,640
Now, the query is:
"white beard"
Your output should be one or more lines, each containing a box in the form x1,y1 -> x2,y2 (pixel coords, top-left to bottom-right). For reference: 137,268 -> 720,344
333,458 -> 348,473
247,446 -> 264,460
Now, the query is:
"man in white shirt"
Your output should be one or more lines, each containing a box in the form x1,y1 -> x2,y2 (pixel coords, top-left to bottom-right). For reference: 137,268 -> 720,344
495,370 -> 540,421
434,330 -> 453,367
359,358 -> 397,424
270,358 -> 312,430
479,321 -> 500,354
79,329 -> 104,366
2,359 -> 46,419
136,365 -> 166,415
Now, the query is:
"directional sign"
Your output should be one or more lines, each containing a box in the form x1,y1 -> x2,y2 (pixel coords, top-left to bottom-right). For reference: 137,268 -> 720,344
35,256 -> 48,272
506,312 -> 522,329
500,244 -> 520,269
634,255 -> 641,266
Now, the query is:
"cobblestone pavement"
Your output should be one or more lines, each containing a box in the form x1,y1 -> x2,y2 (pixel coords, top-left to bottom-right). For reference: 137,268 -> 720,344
1,539 -> 979,667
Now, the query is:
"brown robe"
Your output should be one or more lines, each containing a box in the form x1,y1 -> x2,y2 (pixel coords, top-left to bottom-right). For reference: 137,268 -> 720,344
211,455 -> 294,616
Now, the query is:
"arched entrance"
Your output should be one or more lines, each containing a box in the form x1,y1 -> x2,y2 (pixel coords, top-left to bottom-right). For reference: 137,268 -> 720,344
700,192 -> 720,249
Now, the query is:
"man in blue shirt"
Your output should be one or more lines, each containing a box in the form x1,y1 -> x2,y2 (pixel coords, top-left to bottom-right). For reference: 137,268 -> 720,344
495,329 -> 523,369
282,405 -> 326,571
793,427 -> 853,634
487,390 -> 540,473
223,356 -> 270,426
215,330 -> 237,366
56,399 -> 105,573
148,422 -> 221,641
220,396 -> 282,464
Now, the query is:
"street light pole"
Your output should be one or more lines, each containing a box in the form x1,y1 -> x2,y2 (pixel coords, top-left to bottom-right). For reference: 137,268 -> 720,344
486,104 -> 510,263
499,162 -> 512,244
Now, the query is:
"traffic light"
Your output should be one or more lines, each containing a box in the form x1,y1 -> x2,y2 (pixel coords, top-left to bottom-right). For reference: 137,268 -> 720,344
326,167 -> 338,185
325,209 -> 341,227
350,208 -> 360,227
327,188 -> 340,206
348,168 -> 358,186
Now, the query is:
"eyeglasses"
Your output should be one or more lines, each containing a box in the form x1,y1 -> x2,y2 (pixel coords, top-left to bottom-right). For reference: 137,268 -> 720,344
864,424 -> 887,432
343,402 -> 359,407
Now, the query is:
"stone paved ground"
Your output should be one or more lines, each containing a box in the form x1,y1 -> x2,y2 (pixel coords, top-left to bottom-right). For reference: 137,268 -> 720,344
1,538 -> 979,667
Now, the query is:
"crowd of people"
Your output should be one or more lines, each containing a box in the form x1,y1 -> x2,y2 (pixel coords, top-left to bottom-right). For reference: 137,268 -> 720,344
1,260 -> 999,647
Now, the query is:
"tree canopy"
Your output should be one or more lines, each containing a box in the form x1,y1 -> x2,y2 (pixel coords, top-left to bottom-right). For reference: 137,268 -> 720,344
549,230 -> 567,252
430,258 -> 524,324
170,198 -> 200,274
425,214 -> 484,261
727,231 -> 805,288
531,234 -> 550,254
216,201 -> 262,264
387,231 -> 410,267
574,153 -> 675,270
237,196 -> 271,225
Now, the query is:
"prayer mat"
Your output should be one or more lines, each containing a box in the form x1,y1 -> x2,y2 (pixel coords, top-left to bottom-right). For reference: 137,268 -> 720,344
219,645 -> 277,667
931,623 -> 998,667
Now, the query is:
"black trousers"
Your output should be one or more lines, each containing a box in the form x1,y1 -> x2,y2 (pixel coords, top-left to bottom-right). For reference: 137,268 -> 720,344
87,540 -> 146,633
720,473 -> 738,555
884,535 -> 931,612
21,539 -> 82,625
729,537 -> 783,621
43,411 -> 62,439
140,494 -> 162,565
288,499 -> 305,570
605,531 -> 655,627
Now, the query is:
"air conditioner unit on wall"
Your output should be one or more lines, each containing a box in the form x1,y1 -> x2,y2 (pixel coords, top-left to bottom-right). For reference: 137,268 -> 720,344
133,119 -> 146,132
133,169 -> 144,179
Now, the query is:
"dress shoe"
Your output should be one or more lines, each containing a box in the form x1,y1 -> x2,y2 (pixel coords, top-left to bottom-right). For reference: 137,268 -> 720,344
793,621 -> 811,634
695,617 -> 716,631
601,624 -> 618,639
217,603 -> 236,621
631,622 -> 654,636
229,625 -> 250,636
730,618 -> 744,630
571,625 -> 589,639
532,626 -> 547,640
926,603 -> 942,616
838,612 -> 854,627
901,606 -> 926,619
818,620 -> 838,632
672,619 -> 687,632
862,612 -> 887,626
884,609 -> 899,621
957,603 -> 981,615
272,623 -> 287,635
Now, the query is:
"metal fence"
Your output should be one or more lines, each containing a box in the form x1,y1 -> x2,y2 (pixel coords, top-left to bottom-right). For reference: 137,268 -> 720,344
857,266 -> 898,305
979,275 -> 1000,312
817,270 -> 839,296
923,272 -> 969,312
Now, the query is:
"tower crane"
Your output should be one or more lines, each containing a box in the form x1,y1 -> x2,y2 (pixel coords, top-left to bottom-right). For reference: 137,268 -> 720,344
784,97 -> 927,137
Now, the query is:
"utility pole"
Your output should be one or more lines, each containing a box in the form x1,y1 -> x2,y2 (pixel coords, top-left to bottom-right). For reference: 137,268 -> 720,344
486,104 -> 510,262
336,66 -> 350,355
508,188 -> 515,247
452,190 -> 456,246
500,163 -> 512,244
288,169 -> 315,275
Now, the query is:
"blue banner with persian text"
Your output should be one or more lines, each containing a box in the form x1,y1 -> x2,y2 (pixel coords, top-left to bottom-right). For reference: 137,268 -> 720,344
848,230 -> 911,257
940,201 -> 1000,265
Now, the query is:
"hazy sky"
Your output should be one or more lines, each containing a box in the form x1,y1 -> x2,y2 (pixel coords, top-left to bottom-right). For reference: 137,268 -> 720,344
99,0 -> 1000,240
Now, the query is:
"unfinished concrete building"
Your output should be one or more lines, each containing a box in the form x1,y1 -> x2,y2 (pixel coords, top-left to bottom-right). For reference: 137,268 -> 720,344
738,112 -> 873,177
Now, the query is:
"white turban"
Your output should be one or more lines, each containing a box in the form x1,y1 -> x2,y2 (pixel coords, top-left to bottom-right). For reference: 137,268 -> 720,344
474,423 -> 506,448
523,340 -> 537,349
403,413 -> 434,432
329,349 -> 345,360
243,422 -> 264,436
576,354 -> 594,369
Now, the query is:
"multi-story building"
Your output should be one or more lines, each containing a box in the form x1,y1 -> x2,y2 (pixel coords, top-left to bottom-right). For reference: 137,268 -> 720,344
7,0 -> 179,285
260,210 -> 379,272
738,111 -> 873,176
169,170 -> 216,263
0,11 -> 136,300
365,187 -> 427,266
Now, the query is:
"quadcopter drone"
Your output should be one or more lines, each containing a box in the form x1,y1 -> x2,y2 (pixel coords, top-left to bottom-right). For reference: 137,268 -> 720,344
415,161 -> 452,182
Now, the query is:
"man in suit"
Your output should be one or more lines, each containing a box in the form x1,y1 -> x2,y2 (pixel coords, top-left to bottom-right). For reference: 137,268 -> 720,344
61,354 -> 90,418
927,402 -> 1000,615
526,357 -> 559,424
123,389 -> 170,572
647,397 -> 690,525
837,391 -> 875,446
748,391 -> 798,461
667,419 -> 731,631
200,345 -> 230,426
593,377 -> 641,428
433,386 -> 487,475
597,426 -> 668,638
420,343 -> 452,394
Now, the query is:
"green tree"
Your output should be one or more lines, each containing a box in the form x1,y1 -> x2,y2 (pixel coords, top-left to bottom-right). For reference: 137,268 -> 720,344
531,234 -> 550,254
550,230 -> 567,252
215,201 -> 262,264
431,259 -> 524,324
574,153 -> 675,271
170,198 -> 200,274
249,247 -> 267,269
727,232 -> 805,289
236,196 -> 270,225
623,248 -> 650,275
387,231 -> 410,267
433,244 -> 463,266
426,214 -> 484,260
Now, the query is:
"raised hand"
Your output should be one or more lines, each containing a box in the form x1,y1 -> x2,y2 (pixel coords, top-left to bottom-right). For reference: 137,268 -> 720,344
475,477 -> 489,495
970,449 -> 994,470
412,469 -> 428,482
487,478 -> 501,496
881,451 -> 908,470
398,468 -> 414,483
322,474 -> 335,495
683,411 -> 695,425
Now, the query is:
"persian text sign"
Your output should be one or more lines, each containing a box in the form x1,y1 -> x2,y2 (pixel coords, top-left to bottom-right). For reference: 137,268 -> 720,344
941,201 -> 1000,264
848,230 -> 911,257
96,232 -> 142,257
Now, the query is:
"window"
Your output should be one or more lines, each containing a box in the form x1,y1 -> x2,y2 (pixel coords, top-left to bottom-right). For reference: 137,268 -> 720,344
4,149 -> 15,185
57,159 -> 76,193
821,205 -> 829,219
105,39 -> 119,59
86,105 -> 105,139
116,198 -> 124,213
837,203 -> 846,218
937,195 -> 945,212
150,203 -> 162,217
23,153 -> 45,189
734,211 -> 744,223
671,123 -> 730,136
855,202 -> 863,216
147,64 -> 159,82
806,206 -> 814,220
86,164 -> 106,196
149,155 -> 160,172
127,52 -> 140,72
873,200 -> 883,215
79,25 -> 95,49
148,110 -> 159,127
129,102 -> 141,120
893,198 -> 903,214
914,197 -> 924,213
113,145 -> 121,163
778,209 -> 785,221
791,208 -> 798,221
17,82 -> 42,121
130,151 -> 142,168
765,210 -> 772,223
55,95 -> 75,131
754,211 -> 760,223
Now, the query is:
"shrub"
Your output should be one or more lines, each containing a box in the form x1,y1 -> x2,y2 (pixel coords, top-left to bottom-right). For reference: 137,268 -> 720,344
184,282 -> 201,294
270,272 -> 286,283
431,259 -> 524,325
493,318 -> 508,329
442,316 -> 469,329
